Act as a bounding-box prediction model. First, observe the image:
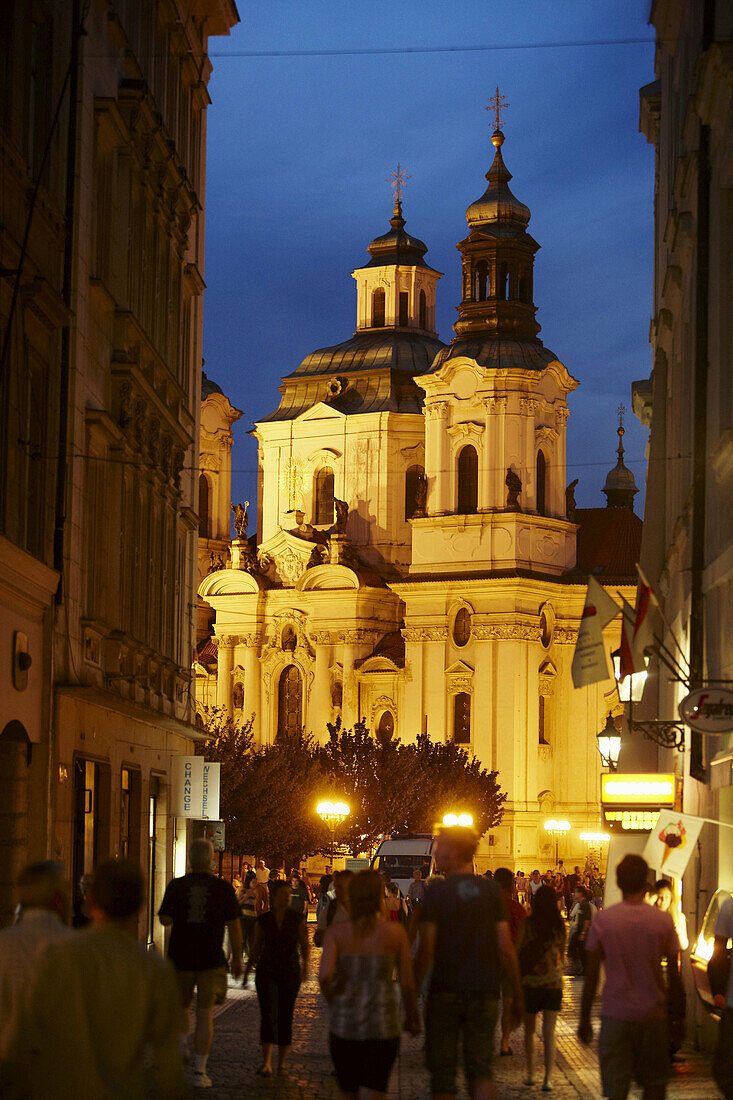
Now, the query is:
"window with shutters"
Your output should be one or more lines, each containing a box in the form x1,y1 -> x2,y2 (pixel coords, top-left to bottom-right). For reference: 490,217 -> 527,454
404,464 -> 425,520
453,693 -> 471,744
536,450 -> 547,516
277,665 -> 302,739
457,445 -> 478,514
419,289 -> 427,329
198,474 -> 210,538
314,467 -> 335,525
453,608 -> 471,647
399,292 -> 409,326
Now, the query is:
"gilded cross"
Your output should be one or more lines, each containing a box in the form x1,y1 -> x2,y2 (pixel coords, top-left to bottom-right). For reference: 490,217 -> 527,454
387,163 -> 410,204
487,85 -> 509,130
617,403 -> 626,428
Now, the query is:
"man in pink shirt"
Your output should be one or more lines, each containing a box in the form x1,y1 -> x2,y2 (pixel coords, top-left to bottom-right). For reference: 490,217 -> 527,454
578,853 -> 682,1100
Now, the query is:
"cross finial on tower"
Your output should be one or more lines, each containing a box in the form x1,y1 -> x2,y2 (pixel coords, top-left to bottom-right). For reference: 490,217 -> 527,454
387,163 -> 410,206
616,404 -> 626,457
487,85 -> 509,131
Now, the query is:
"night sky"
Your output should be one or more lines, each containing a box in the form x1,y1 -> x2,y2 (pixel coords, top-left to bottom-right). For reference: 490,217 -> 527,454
202,1 -> 655,521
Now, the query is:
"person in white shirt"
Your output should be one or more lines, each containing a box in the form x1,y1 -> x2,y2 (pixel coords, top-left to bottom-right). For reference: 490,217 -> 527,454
255,859 -> 271,885
27,858 -> 185,1099
0,860 -> 71,1092
710,894 -> 733,1099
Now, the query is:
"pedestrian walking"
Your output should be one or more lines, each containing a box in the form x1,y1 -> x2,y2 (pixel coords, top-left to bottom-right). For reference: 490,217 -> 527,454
27,858 -> 184,1098
0,861 -> 71,1094
315,869 -> 353,946
710,891 -> 733,1099
528,869 -> 543,902
578,853 -> 683,1100
567,885 -> 593,975
319,869 -> 420,1098
238,870 -> 265,964
255,858 -> 270,885
406,867 -> 426,909
245,878 -> 309,1077
493,866 -> 526,1057
516,883 -> 566,1090
385,880 -> 408,924
289,871 -> 310,917
159,837 -> 243,1089
415,824 -> 523,1100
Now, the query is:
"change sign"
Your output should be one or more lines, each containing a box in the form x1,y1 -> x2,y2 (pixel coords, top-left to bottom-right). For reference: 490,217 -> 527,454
171,756 -> 204,817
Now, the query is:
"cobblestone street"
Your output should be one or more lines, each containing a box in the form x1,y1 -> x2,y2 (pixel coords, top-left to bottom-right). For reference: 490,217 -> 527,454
187,932 -> 718,1099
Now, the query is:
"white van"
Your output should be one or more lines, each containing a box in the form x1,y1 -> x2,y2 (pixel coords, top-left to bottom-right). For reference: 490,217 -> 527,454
370,833 -> 434,897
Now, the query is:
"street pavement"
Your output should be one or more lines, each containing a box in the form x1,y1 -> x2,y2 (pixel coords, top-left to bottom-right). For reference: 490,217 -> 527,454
190,929 -> 718,1099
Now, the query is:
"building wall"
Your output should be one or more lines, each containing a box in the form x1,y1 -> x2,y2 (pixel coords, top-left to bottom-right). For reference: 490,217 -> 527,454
0,0 -> 238,925
634,0 -> 733,1048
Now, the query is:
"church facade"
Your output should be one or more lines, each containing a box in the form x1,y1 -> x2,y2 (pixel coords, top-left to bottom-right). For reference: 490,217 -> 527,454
198,125 -> 640,870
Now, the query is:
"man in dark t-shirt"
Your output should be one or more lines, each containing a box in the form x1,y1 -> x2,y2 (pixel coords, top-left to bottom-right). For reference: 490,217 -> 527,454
159,838 -> 242,1089
416,827 -> 523,1099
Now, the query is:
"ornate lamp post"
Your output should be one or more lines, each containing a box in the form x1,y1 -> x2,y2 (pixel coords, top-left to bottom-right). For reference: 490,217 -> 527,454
317,801 -> 350,870
596,713 -> 622,771
544,819 -> 571,867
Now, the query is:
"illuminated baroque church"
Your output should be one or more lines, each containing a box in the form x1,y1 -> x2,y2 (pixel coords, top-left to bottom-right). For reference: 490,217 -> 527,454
197,118 -> 641,869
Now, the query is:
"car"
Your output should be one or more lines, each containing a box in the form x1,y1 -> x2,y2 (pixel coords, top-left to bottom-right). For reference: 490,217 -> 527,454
370,833 -> 434,897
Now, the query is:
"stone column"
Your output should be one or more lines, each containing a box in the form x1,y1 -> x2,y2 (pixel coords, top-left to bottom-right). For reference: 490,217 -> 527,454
340,632 -> 357,729
425,402 -> 449,513
216,635 -> 235,715
401,629 -> 425,743
422,628 -> 448,742
310,632 -> 333,743
483,395 -> 507,508
242,634 -> 261,745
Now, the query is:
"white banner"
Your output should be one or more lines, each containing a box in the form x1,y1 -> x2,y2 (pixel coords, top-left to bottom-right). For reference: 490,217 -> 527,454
571,575 -> 621,688
643,810 -> 704,879
171,755 -> 204,817
202,762 -> 221,820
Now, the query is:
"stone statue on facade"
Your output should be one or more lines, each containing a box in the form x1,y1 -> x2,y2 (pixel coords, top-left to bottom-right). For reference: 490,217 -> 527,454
208,551 -> 225,574
505,468 -> 522,510
231,501 -> 249,539
413,472 -> 428,517
565,478 -> 578,521
333,498 -> 349,534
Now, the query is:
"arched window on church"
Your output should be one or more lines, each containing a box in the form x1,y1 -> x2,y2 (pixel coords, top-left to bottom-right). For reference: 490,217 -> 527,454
405,464 -> 425,520
453,693 -> 471,744
198,474 -> 210,538
475,260 -> 489,302
497,262 -> 509,300
457,445 -> 478,515
419,289 -> 427,329
314,466 -> 335,525
539,694 -> 549,744
372,287 -> 385,327
518,267 -> 531,303
399,292 -> 409,326
536,450 -> 547,516
376,711 -> 395,743
277,664 -> 302,739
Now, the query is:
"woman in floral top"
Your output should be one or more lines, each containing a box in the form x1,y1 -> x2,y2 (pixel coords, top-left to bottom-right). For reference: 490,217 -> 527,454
516,884 -> 566,1090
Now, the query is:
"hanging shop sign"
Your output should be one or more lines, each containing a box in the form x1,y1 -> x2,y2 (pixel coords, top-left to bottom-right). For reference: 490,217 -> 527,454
643,810 -> 704,878
202,762 -> 221,821
678,687 -> 733,735
600,773 -> 675,834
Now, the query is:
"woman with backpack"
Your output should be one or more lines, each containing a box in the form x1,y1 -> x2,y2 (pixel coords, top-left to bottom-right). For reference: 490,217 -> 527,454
515,883 -> 566,1091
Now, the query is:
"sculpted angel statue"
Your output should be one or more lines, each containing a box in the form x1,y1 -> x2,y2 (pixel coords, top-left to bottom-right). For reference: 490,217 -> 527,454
231,501 -> 249,540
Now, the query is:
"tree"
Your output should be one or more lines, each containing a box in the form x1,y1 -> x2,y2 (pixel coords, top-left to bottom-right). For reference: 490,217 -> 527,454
200,709 -> 330,867
318,721 -> 507,854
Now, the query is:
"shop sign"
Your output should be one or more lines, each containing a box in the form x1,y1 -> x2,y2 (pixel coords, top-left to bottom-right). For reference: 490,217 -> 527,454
678,687 -> 733,734
601,773 -> 676,834
202,762 -> 220,820
643,810 -> 704,878
171,756 -> 204,817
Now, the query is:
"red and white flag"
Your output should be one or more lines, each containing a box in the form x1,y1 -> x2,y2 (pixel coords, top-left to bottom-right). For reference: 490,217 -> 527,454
571,576 -> 622,689
618,591 -> 653,679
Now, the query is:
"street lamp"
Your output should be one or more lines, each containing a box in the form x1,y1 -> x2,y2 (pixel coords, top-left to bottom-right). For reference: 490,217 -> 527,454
596,713 -> 622,771
442,813 -> 474,828
317,800 -> 350,871
612,649 -> 648,704
544,819 -> 571,866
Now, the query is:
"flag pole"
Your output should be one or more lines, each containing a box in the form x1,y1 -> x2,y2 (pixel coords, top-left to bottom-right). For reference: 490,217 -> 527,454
636,564 -> 691,675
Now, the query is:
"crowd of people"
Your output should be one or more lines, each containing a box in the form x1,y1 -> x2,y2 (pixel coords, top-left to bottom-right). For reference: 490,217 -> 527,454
0,834 -> 728,1099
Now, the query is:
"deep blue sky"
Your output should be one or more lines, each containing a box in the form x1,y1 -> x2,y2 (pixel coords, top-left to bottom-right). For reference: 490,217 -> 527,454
203,1 -> 655,518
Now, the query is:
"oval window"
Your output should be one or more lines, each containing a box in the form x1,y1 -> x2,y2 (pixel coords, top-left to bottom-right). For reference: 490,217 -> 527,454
453,608 -> 471,647
376,711 -> 395,743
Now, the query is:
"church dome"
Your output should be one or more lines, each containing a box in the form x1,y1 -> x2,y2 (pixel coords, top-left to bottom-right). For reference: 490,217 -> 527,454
364,199 -> 437,270
602,414 -> 638,509
465,130 -> 531,232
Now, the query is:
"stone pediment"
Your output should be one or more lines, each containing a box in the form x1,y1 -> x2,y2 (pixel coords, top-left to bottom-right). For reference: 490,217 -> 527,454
444,659 -> 474,676
257,529 -> 318,588
198,568 -> 263,598
295,402 -> 347,423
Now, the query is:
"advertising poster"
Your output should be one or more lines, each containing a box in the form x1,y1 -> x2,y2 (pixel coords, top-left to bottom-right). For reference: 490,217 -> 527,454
643,810 -> 704,878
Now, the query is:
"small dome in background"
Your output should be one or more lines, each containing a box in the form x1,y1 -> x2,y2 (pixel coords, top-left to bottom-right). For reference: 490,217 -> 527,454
465,130 -> 531,231
603,406 -> 639,510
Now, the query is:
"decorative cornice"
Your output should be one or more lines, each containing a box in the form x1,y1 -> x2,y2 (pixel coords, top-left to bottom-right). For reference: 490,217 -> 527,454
553,628 -> 578,645
241,633 -> 261,648
482,396 -> 508,413
554,406 -> 570,426
424,401 -> 449,421
338,629 -> 379,645
310,630 -> 333,645
401,627 -> 449,643
519,397 -> 540,415
447,421 -> 485,441
472,623 -> 542,642
535,425 -> 559,444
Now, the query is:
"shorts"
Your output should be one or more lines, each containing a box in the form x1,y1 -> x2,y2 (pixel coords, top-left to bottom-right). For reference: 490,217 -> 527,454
426,990 -> 498,1093
522,986 -> 562,1014
598,1016 -> 669,1097
175,965 -> 228,1009
329,1033 -> 399,1094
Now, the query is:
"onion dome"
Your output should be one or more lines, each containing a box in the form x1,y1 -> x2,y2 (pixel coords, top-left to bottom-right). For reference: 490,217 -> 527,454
465,130 -> 531,231
603,410 -> 639,510
364,198 -> 436,270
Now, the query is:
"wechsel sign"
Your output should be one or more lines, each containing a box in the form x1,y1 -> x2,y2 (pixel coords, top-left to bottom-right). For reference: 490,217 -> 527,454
171,756 -> 204,817
679,688 -> 733,735
202,762 -> 221,820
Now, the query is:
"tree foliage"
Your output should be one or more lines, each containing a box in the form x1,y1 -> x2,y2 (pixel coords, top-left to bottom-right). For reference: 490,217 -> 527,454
201,710 -> 507,864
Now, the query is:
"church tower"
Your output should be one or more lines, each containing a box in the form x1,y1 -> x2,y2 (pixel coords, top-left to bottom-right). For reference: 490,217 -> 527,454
409,117 -> 578,576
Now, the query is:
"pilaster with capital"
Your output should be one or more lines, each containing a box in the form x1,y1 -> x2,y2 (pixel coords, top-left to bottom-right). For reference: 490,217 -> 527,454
483,395 -> 507,508
425,401 -> 449,513
216,634 -> 235,713
242,638 -> 261,744
311,634 -> 333,742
